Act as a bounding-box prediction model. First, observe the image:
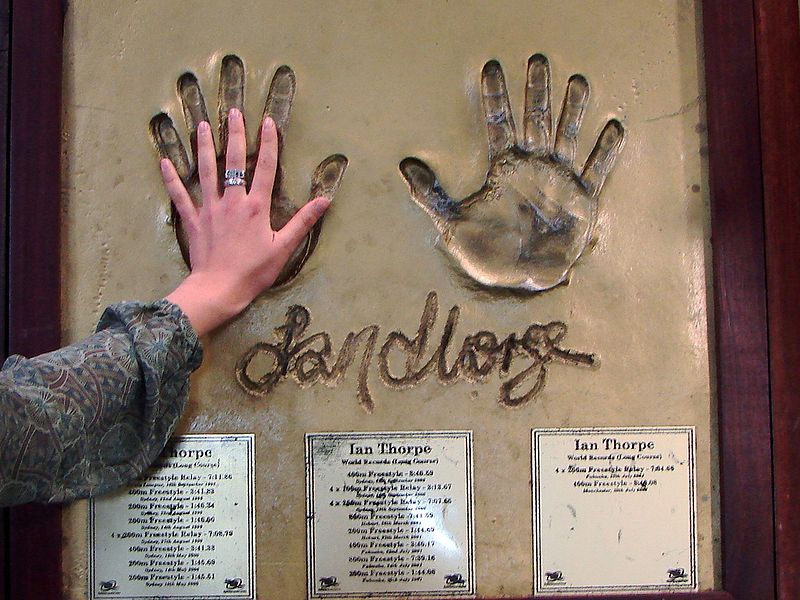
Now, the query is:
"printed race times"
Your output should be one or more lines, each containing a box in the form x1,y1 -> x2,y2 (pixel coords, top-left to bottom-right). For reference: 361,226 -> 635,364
340,466 -> 448,582
533,427 -> 697,594
89,435 -> 255,600
306,432 -> 475,598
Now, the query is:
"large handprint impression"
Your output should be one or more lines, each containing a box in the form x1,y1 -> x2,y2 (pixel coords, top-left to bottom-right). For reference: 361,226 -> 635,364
400,55 -> 624,291
151,55 -> 347,286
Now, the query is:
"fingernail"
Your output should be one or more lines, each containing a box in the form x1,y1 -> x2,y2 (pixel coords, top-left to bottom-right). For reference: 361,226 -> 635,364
263,116 -> 274,131
198,121 -> 210,133
229,108 -> 240,119
160,159 -> 170,174
315,197 -> 331,213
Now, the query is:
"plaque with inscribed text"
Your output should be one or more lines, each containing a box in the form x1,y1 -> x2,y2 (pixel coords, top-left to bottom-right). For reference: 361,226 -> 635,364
88,434 -> 255,599
306,431 -> 475,597
61,3 -> 719,596
532,427 -> 697,594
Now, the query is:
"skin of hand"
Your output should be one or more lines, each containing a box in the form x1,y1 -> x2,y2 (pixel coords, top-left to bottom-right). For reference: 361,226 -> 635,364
163,109 -> 330,336
151,57 -> 348,287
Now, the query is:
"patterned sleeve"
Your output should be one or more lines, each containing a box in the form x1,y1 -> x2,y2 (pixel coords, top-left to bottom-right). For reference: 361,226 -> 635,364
0,299 -> 203,506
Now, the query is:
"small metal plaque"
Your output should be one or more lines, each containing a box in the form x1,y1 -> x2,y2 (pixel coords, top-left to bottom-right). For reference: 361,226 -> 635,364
532,427 -> 697,594
306,431 -> 475,597
88,434 -> 255,599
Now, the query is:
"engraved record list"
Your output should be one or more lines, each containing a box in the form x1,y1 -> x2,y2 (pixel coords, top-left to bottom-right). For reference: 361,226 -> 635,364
533,427 -> 697,594
306,431 -> 475,597
89,434 -> 255,600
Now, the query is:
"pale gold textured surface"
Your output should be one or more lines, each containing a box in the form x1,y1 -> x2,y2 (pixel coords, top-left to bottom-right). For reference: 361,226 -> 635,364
61,1 -> 716,597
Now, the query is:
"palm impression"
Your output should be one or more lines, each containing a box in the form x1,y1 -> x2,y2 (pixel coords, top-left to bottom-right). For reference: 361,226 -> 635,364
150,55 -> 348,286
400,54 -> 624,292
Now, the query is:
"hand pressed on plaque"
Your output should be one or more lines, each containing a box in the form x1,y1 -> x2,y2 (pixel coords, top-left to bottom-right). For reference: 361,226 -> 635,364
160,108 -> 331,335
151,55 -> 348,286
400,55 -> 624,292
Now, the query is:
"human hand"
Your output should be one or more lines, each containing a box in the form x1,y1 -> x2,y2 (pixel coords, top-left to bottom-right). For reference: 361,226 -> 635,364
162,109 -> 330,336
400,55 -> 624,291
151,55 -> 347,287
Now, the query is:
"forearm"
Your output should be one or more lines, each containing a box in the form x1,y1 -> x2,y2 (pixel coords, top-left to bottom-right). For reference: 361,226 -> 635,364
0,300 -> 202,506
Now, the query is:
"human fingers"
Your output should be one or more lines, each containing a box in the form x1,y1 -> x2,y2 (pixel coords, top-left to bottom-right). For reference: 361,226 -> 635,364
178,72 -> 211,164
218,55 -> 246,151
273,154 -> 348,275
249,117 -> 278,211
224,108 -> 247,193
150,113 -> 191,182
308,154 -> 348,204
160,158 -> 198,227
196,121 -> 219,202
274,196 -> 331,254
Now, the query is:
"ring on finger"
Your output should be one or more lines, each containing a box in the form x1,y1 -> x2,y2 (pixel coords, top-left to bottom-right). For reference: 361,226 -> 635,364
224,176 -> 246,187
223,169 -> 246,187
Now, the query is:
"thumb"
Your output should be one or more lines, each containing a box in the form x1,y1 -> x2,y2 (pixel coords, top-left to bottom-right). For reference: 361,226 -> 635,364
275,196 -> 331,253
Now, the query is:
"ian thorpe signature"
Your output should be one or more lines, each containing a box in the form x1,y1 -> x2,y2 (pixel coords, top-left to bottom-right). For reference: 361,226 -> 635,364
235,291 -> 596,413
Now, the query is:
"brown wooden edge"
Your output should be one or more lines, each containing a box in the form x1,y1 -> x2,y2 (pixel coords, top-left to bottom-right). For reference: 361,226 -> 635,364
3,1 -> 65,600
0,0 -> 7,598
703,0 -> 776,598
0,1 -> 787,599
752,1 -> 800,599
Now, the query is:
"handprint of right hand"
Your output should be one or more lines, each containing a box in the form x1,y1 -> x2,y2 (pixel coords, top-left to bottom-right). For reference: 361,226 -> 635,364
400,54 -> 624,292
151,55 -> 347,287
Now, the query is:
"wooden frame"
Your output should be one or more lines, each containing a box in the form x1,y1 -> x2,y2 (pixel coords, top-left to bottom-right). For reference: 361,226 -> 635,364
703,1 -> 774,598
1,1 -> 64,600
1,1 -> 798,599
753,2 -> 800,599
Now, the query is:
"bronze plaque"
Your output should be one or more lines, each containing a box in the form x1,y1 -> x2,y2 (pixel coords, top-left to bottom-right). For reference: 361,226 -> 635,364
61,2 -> 716,597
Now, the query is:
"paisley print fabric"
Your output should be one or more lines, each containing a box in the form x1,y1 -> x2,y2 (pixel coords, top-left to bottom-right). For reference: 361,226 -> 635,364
0,300 -> 202,506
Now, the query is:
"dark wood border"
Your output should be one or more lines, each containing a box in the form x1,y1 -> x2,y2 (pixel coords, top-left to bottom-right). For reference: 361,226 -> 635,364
702,1 -> 775,599
2,1 -> 797,599
4,1 -> 64,600
753,1 -> 800,599
0,2 -> 8,599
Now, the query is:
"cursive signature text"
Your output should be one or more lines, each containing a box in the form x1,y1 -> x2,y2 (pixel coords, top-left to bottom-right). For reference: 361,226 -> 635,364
235,291 -> 596,412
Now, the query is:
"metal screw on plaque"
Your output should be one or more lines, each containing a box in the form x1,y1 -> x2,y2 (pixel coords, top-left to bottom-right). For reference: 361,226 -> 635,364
224,578 -> 244,590
444,573 -> 466,586
99,580 -> 117,592
545,571 -> 564,583
319,576 -> 339,589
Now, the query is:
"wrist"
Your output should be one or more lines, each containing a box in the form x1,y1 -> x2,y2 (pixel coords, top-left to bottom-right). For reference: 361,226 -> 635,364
165,272 -> 255,336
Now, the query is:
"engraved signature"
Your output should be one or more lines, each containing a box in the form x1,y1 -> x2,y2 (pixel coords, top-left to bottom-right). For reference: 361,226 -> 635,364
236,291 -> 596,412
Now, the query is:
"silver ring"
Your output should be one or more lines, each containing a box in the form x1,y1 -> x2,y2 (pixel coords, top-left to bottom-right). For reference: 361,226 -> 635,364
224,169 -> 245,179
224,177 -> 246,187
